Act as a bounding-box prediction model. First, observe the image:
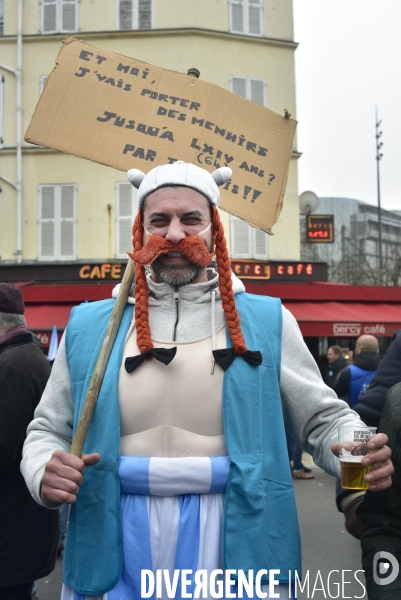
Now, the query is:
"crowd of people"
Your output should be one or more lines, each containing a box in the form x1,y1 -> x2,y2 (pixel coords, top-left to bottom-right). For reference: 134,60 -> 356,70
0,161 -> 399,600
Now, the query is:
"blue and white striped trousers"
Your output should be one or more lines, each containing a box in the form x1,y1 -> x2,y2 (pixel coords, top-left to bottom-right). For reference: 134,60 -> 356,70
61,457 -> 292,600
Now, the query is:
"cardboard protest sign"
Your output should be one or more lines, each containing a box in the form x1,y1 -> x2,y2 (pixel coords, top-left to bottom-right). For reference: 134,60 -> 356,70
25,36 -> 297,233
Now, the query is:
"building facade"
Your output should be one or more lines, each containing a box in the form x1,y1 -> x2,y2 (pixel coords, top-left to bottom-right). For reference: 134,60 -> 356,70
0,0 -> 300,268
301,197 -> 401,286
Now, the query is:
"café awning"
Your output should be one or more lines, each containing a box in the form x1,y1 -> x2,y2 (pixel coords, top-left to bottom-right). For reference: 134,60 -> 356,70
283,301 -> 401,337
24,304 -> 75,330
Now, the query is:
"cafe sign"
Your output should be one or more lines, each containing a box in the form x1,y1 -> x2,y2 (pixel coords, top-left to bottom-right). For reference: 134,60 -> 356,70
79,263 -> 122,280
333,323 -> 387,336
306,215 -> 334,243
231,260 -> 327,281
0,260 -> 327,284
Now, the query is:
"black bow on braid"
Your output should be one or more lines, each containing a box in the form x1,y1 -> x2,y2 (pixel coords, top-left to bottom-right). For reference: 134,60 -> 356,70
125,347 -> 177,373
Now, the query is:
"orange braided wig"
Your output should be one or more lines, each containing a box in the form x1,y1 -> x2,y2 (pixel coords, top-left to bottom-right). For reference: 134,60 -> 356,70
211,205 -> 247,355
129,206 -> 247,356
132,210 -> 154,354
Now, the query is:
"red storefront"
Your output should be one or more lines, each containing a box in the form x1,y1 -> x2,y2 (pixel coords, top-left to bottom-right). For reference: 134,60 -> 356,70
244,280 -> 401,339
2,261 -> 400,356
243,279 -> 401,364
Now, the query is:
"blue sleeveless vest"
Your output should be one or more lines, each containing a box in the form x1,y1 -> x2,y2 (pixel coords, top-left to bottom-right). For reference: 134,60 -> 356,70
64,293 -> 301,595
348,364 -> 376,408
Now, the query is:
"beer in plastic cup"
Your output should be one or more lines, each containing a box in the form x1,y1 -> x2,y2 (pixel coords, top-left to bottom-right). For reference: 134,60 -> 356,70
338,425 -> 377,490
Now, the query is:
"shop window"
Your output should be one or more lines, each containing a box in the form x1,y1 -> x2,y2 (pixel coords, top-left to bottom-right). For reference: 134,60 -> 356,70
39,184 -> 76,260
42,0 -> 78,34
116,182 -> 137,258
229,0 -> 262,36
230,215 -> 268,259
119,0 -> 152,30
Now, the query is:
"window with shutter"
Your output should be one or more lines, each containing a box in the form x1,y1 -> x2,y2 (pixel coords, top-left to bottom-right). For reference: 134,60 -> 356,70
119,0 -> 133,30
230,0 -> 244,33
138,0 -> 152,29
229,216 -> 268,259
119,0 -> 152,30
42,0 -> 78,34
231,77 -> 246,98
60,185 -> 76,258
39,186 -> 56,259
39,184 -> 76,260
250,78 -> 265,105
43,0 -> 57,33
231,76 -> 266,107
229,0 -> 262,36
116,183 -> 137,258
60,221 -> 74,257
230,216 -> 252,258
61,0 -> 78,32
0,76 -> 3,147
253,227 -> 268,259
248,0 -> 262,35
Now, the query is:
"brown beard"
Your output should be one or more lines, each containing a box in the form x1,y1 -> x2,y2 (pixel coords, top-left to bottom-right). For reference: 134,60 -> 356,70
129,234 -> 214,267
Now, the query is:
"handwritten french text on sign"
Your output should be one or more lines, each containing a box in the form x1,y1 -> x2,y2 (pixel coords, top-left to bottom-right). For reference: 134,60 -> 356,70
25,37 -> 296,233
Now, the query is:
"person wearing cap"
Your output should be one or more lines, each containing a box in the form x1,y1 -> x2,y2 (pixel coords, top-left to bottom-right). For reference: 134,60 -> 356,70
0,284 -> 58,600
21,162 -> 392,599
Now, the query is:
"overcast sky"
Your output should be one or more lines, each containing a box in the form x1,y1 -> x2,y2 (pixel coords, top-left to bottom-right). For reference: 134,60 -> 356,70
292,0 -> 401,211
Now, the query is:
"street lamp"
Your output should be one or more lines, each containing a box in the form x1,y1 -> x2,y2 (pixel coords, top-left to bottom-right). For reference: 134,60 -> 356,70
375,107 -> 383,283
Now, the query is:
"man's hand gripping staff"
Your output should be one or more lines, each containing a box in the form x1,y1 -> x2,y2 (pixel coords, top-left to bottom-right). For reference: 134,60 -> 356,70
41,258 -> 135,507
41,450 -> 101,507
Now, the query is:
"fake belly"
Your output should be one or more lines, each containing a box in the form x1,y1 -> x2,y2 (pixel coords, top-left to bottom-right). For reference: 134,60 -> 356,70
120,424 -> 227,457
118,326 -> 227,458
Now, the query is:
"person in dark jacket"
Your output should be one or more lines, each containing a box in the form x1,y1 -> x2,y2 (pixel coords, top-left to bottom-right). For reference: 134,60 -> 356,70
336,331 -> 399,540
333,334 -> 380,407
354,331 -> 401,599
325,345 -> 348,388
0,283 -> 58,600
356,330 -> 401,427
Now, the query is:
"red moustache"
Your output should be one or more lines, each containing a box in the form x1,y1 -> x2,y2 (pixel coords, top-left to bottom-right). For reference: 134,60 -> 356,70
129,234 -> 214,267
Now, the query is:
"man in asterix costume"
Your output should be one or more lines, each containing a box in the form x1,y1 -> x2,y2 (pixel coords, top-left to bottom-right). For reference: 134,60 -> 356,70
22,161 -> 392,600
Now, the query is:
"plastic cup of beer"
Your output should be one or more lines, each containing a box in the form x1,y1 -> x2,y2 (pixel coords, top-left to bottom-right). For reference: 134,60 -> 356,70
338,425 -> 377,490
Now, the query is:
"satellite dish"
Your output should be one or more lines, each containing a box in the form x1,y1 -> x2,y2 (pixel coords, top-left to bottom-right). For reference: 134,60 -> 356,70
299,191 -> 319,215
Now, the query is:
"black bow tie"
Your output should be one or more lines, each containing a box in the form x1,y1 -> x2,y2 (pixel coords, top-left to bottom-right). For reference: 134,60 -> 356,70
212,348 -> 263,371
125,347 -> 177,373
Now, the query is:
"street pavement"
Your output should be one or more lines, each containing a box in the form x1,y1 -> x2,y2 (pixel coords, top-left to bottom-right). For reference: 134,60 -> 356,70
36,454 -> 367,600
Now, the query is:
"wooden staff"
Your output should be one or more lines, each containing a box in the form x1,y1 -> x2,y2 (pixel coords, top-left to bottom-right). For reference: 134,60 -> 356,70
70,67 -> 200,457
70,259 -> 134,457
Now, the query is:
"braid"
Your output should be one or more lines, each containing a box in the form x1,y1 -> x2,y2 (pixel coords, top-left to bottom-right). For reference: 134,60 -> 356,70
131,206 -> 247,356
132,210 -> 154,354
212,206 -> 247,355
